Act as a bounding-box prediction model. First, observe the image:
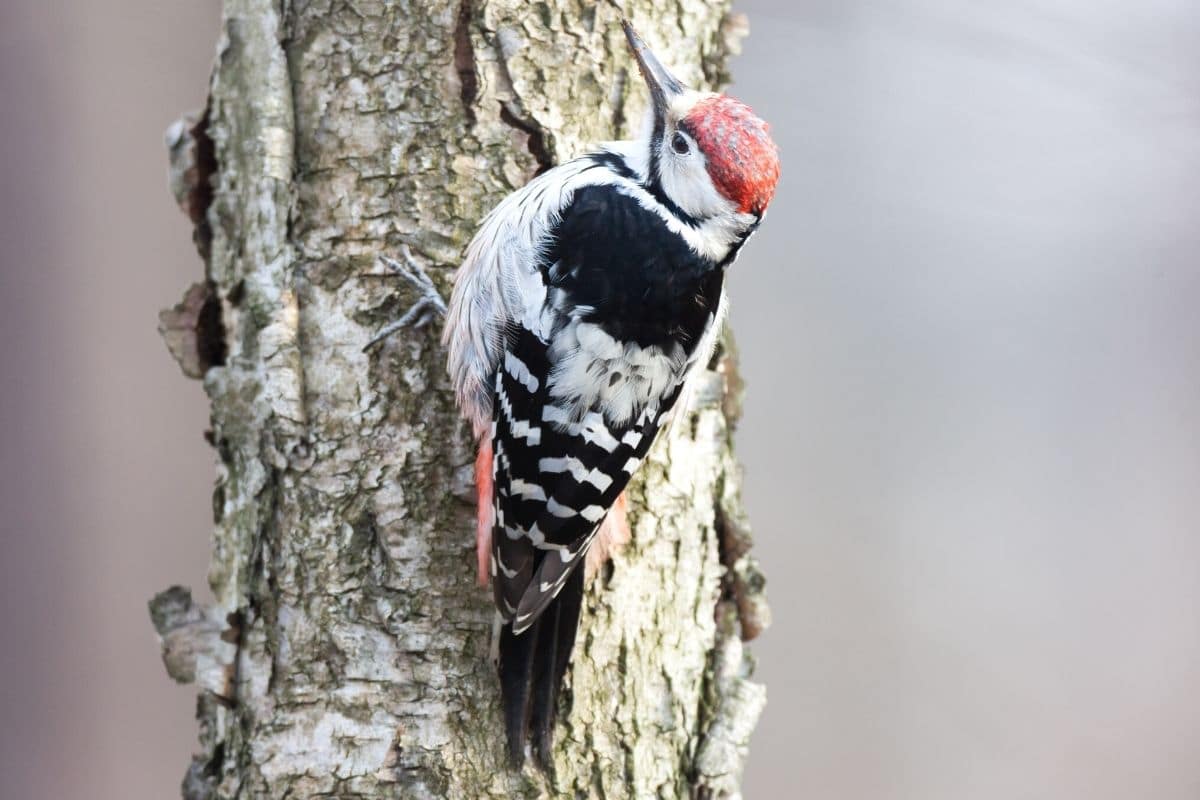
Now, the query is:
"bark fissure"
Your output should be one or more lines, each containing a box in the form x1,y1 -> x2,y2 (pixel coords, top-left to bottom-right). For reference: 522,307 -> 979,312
498,101 -> 553,175
154,3 -> 769,798
454,0 -> 479,125
189,106 -> 218,260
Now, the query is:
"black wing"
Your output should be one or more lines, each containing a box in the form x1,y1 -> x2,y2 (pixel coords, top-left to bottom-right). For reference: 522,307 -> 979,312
490,325 -> 678,631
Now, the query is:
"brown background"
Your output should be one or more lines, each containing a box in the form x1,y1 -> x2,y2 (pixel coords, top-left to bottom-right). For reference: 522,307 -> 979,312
2,1 -> 1198,798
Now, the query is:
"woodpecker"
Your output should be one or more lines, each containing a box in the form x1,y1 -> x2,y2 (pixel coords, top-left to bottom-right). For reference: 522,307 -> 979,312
441,20 -> 780,768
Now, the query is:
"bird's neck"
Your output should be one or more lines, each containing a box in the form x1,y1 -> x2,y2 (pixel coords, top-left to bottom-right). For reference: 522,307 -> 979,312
595,142 -> 755,264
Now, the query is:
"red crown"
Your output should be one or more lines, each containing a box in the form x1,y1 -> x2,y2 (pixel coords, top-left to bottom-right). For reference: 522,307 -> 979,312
682,95 -> 781,216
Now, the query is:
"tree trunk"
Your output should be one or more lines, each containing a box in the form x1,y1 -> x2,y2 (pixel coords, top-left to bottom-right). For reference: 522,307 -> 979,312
151,2 -> 769,797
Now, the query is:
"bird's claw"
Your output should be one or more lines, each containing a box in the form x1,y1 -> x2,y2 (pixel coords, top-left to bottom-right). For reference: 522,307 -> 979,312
364,245 -> 448,351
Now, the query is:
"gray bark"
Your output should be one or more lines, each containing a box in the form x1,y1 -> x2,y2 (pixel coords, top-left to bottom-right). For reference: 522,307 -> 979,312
152,2 -> 769,797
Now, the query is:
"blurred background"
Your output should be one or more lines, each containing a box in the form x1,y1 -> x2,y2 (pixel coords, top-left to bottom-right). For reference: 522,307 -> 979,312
2,1 -> 1198,798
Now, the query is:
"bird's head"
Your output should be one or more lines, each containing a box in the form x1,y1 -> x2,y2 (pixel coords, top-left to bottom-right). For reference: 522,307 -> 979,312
622,20 -> 780,225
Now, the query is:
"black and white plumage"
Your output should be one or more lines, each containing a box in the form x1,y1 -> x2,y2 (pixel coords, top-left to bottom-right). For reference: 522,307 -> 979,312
442,20 -> 780,769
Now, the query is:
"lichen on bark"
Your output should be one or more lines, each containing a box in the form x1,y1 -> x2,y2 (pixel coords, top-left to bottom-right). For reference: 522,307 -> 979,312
153,2 -> 769,798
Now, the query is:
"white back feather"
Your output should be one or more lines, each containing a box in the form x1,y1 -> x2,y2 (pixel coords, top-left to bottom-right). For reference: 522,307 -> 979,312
443,158 -> 617,437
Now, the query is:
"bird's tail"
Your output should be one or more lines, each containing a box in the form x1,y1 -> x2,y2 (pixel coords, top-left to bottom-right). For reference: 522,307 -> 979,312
497,565 -> 585,769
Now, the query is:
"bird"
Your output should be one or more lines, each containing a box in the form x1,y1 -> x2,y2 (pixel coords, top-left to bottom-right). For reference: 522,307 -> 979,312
440,19 -> 780,769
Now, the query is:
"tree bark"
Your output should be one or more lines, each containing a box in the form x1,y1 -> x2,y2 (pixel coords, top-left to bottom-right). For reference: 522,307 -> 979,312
152,2 -> 769,798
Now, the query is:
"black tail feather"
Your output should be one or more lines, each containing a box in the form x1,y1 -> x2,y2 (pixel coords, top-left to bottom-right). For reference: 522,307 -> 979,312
530,567 -> 584,767
498,618 -> 538,766
498,567 -> 585,770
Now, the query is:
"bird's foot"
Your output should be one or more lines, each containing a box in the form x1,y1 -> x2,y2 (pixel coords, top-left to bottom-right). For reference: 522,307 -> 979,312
363,245 -> 448,350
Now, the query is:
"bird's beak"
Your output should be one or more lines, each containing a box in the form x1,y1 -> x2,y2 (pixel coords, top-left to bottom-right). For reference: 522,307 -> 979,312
621,19 -> 686,123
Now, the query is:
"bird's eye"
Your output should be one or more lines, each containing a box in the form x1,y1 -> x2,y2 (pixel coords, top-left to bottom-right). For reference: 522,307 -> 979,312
671,132 -> 690,155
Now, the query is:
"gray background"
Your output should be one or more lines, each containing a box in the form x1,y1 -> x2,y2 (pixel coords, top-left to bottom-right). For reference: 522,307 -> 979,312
2,1 -> 1198,798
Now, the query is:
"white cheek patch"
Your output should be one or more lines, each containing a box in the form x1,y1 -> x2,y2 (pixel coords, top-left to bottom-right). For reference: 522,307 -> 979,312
659,146 -> 728,220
